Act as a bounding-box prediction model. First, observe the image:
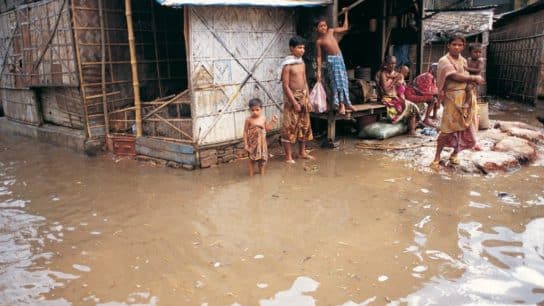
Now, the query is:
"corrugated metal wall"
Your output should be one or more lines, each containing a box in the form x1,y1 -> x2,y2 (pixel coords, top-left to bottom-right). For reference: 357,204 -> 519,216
188,6 -> 293,146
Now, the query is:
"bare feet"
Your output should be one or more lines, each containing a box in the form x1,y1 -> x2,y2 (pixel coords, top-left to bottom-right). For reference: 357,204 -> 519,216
285,159 -> 296,164
345,104 -> 356,112
429,160 -> 440,170
338,103 -> 346,115
300,154 -> 316,160
449,154 -> 459,165
422,119 -> 438,128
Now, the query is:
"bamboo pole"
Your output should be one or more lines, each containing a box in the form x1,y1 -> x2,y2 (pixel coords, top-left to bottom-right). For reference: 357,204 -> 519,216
98,0 -> 110,136
125,0 -> 142,137
71,2 -> 93,138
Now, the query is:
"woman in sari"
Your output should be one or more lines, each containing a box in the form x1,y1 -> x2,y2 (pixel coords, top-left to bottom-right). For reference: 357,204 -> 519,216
430,34 -> 484,169
377,56 -> 419,135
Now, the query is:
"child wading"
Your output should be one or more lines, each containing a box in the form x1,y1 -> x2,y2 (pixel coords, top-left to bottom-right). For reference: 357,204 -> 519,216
243,98 -> 278,176
280,36 -> 314,163
315,8 -> 355,115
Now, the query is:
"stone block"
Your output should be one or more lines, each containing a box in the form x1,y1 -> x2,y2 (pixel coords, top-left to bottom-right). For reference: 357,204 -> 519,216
494,137 -> 536,163
200,155 -> 218,168
471,151 -> 519,173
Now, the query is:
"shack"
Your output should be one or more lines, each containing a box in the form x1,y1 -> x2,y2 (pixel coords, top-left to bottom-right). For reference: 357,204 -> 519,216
0,0 -> 332,168
421,7 -> 494,96
487,0 -> 544,104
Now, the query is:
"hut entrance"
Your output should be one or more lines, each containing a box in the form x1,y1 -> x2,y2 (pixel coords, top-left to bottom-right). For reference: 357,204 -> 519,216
71,0 -> 190,142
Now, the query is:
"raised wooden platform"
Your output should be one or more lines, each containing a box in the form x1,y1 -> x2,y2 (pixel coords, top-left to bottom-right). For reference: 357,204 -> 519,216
310,103 -> 387,142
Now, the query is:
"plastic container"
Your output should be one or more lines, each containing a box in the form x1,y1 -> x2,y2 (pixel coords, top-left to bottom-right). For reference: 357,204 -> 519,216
478,101 -> 490,130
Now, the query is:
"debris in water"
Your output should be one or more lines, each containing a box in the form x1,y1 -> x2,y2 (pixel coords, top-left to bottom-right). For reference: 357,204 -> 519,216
469,201 -> 491,209
72,264 -> 91,272
257,283 -> 268,289
378,275 -> 388,282
254,254 -> 264,259
412,265 -> 427,273
213,262 -> 221,268
384,179 -> 396,183
195,280 -> 205,288
420,188 -> 430,194
470,191 -> 481,197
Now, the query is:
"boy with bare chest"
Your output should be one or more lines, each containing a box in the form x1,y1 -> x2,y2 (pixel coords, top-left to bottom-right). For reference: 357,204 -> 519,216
316,8 -> 354,115
280,36 -> 314,163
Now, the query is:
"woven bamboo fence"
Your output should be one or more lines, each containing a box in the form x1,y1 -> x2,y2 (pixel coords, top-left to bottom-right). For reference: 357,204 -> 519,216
488,9 -> 544,104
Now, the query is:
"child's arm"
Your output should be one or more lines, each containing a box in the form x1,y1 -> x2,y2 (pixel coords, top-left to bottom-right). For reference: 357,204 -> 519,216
281,65 -> 302,112
265,115 -> 278,131
243,118 -> 249,151
316,40 -> 322,83
334,8 -> 349,33
465,60 -> 484,75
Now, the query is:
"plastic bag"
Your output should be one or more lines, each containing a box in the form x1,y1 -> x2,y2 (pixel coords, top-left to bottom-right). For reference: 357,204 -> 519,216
358,122 -> 408,140
309,82 -> 327,113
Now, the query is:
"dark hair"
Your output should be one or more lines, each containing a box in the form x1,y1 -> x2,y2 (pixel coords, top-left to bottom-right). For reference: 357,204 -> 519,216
383,55 -> 397,65
289,36 -> 306,48
447,34 -> 466,45
469,42 -> 482,52
248,98 -> 263,108
314,17 -> 328,28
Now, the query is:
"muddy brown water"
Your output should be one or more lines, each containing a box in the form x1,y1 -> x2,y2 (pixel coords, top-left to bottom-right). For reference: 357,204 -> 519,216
1,100 -> 544,306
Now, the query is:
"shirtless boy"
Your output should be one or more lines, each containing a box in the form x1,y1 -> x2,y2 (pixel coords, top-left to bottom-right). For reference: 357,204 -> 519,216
316,8 -> 354,115
280,36 -> 314,163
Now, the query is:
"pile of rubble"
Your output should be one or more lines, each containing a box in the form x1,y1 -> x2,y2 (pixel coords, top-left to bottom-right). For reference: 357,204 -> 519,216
359,120 -> 544,174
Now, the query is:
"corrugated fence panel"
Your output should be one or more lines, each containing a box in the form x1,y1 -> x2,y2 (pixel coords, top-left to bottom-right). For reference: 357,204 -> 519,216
190,6 -> 294,145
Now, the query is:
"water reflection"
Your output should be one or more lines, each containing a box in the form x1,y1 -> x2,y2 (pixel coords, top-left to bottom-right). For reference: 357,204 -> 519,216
391,218 -> 544,305
0,169 -> 76,305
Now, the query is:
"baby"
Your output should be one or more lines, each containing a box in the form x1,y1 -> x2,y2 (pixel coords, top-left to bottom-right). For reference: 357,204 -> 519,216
243,98 -> 278,176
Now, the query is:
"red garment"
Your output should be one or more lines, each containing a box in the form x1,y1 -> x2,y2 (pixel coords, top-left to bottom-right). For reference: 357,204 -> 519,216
405,86 -> 434,104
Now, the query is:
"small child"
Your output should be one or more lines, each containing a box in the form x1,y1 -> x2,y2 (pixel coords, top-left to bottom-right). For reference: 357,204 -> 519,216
465,43 -> 484,98
464,43 -> 484,151
243,98 -> 278,176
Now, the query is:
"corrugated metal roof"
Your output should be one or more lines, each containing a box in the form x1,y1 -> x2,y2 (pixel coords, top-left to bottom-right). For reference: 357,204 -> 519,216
155,0 -> 331,7
423,9 -> 494,43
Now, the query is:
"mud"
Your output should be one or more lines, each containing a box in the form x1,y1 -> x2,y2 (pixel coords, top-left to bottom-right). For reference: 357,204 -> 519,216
1,99 -> 544,305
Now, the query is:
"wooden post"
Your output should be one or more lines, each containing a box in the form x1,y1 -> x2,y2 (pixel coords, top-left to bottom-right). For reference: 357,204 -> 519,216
98,0 -> 109,136
416,0 -> 424,75
125,0 -> 142,137
380,0 -> 387,61
325,0 -> 339,143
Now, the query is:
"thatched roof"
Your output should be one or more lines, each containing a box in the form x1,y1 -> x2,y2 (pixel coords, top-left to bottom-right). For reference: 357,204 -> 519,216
155,0 -> 331,7
423,9 -> 494,43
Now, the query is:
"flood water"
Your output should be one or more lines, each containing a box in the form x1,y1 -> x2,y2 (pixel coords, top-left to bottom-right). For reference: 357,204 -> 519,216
1,102 -> 544,305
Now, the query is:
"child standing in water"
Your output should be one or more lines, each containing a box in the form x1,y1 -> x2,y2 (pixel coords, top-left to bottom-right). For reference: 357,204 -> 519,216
243,98 -> 278,176
280,36 -> 314,163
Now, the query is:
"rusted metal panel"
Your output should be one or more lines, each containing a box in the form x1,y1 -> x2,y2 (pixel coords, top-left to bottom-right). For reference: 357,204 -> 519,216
41,87 -> 85,129
189,6 -> 294,146
156,0 -> 331,7
0,88 -> 42,125
0,0 -> 78,89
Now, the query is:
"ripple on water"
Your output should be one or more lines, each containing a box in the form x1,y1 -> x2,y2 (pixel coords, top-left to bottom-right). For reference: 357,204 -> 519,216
389,218 -> 544,305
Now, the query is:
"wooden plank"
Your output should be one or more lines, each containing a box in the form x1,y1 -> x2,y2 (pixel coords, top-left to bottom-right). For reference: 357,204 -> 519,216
136,143 -> 196,165
135,136 -> 195,154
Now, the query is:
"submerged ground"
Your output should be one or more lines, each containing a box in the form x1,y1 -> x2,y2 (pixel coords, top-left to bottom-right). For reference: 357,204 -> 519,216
0,99 -> 543,305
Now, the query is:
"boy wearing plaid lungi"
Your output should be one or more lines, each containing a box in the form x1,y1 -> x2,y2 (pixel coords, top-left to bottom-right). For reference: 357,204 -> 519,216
315,7 -> 354,115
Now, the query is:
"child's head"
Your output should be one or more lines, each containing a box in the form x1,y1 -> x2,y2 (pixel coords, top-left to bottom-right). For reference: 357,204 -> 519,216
399,65 -> 410,78
383,55 -> 397,71
468,42 -> 483,60
289,36 -> 306,57
248,98 -> 263,118
315,17 -> 328,34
